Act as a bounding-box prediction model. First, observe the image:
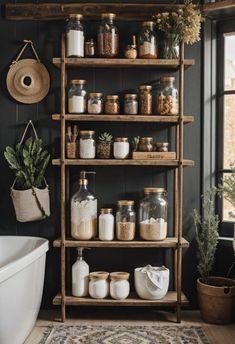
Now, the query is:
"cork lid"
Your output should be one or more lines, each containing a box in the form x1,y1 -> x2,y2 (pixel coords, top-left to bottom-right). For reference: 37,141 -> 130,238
110,272 -> 130,281
80,130 -> 95,135
101,13 -> 116,19
138,85 -> 152,91
161,76 -> 175,82
117,200 -> 135,206
68,14 -> 83,20
90,271 -> 109,280
106,95 -> 119,100
70,79 -> 86,85
144,188 -> 166,194
114,137 -> 128,142
100,208 -> 113,214
89,92 -> 103,97
142,21 -> 155,27
124,94 -> 138,99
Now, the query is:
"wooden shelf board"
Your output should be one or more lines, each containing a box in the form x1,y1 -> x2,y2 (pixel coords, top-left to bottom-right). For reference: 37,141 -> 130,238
52,58 -> 195,69
203,1 -> 235,20
4,3 -> 186,21
52,114 -> 194,124
52,159 -> 194,167
53,237 -> 189,248
53,291 -> 189,306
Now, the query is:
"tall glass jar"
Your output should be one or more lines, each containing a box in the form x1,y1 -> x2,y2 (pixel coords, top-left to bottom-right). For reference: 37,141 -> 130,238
124,94 -> 138,115
88,93 -> 103,114
98,13 -> 119,57
116,200 -> 136,241
68,79 -> 87,114
105,95 -> 120,114
138,21 -> 157,59
79,130 -> 96,159
139,188 -> 168,241
66,14 -> 84,57
157,76 -> 178,115
139,85 -> 152,115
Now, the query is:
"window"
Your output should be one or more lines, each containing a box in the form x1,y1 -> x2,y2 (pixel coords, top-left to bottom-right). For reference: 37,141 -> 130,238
217,21 -> 235,236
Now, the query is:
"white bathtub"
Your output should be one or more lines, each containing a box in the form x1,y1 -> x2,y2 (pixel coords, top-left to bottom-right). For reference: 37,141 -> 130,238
0,236 -> 49,344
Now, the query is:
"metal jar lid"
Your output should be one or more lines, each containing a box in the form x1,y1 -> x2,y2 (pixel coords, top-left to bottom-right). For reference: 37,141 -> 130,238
80,130 -> 95,135
124,94 -> 138,99
142,21 -> 155,27
144,188 -> 166,194
138,85 -> 152,91
106,95 -> 119,100
114,137 -> 128,142
89,92 -> 103,97
68,14 -> 83,20
140,137 -> 153,142
100,208 -> 113,214
70,79 -> 86,85
101,13 -> 116,19
117,200 -> 135,206
160,76 -> 175,82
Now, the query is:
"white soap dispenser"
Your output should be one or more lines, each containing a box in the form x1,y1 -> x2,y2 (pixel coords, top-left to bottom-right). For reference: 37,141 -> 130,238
72,247 -> 89,297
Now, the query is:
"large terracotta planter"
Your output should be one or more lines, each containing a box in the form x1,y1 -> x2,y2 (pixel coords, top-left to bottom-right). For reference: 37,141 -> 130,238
197,276 -> 235,324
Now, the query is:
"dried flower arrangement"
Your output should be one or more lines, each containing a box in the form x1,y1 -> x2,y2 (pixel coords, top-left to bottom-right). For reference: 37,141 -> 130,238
155,0 -> 203,45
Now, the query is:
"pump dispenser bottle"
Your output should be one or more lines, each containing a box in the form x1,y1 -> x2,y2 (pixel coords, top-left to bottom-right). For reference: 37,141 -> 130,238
72,248 -> 89,297
71,170 -> 97,240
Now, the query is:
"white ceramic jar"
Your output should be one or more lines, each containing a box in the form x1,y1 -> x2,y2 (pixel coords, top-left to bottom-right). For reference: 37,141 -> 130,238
113,138 -> 129,159
99,208 -> 114,241
110,272 -> 130,300
89,271 -> 109,299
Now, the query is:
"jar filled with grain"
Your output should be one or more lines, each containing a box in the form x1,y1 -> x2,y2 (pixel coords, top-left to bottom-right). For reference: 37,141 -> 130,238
98,13 -> 119,57
157,76 -> 178,115
88,93 -> 103,114
139,137 -> 154,152
124,94 -> 138,115
68,79 -> 87,114
139,85 -> 152,115
138,21 -> 157,59
79,130 -> 96,159
139,188 -> 168,241
66,14 -> 84,57
116,200 -> 136,241
105,95 -> 120,114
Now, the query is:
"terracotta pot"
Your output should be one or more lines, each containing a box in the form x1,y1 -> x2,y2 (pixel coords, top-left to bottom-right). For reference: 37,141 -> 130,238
97,143 -> 112,159
197,277 -> 235,324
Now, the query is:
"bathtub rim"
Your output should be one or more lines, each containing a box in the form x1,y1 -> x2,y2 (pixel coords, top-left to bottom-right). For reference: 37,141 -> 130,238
0,236 -> 49,284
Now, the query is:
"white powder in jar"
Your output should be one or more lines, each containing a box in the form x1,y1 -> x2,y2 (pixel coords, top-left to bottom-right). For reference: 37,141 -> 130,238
99,213 -> 114,241
79,138 -> 96,159
69,95 -> 86,113
88,101 -> 103,114
71,199 -> 97,240
66,30 -> 84,57
113,142 -> 129,159
140,217 -> 167,241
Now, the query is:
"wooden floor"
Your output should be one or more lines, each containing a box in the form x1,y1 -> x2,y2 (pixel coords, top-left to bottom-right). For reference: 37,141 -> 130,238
25,309 -> 235,344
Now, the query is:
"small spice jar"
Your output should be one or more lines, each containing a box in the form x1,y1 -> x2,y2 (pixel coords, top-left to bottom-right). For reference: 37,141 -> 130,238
66,14 -> 84,57
156,142 -> 169,152
113,138 -> 129,159
139,85 -> 152,115
138,21 -> 157,59
88,93 -> 103,114
105,95 -> 120,114
110,272 -> 130,300
85,38 -> 96,57
98,13 -> 119,57
89,271 -> 109,299
79,130 -> 96,159
116,200 -> 136,241
139,188 -> 168,241
68,79 -> 87,114
125,35 -> 137,59
124,94 -> 138,115
157,76 -> 178,115
139,137 -> 154,152
99,208 -> 114,241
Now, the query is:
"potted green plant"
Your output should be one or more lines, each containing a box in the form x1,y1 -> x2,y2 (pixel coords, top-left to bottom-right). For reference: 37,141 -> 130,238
4,121 -> 50,222
132,136 -> 140,152
97,132 -> 113,159
193,187 -> 235,324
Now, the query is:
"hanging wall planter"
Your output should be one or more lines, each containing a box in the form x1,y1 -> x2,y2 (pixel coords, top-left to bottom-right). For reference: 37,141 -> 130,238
4,120 -> 50,222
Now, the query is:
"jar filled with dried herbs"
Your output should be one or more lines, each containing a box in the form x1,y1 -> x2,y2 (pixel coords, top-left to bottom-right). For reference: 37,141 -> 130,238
157,76 -> 178,115
98,13 -> 119,57
138,21 -> 157,59
138,85 -> 152,115
105,95 -> 120,114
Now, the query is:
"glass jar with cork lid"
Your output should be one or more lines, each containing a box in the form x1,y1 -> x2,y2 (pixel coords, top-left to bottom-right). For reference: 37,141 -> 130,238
116,200 -> 136,241
124,94 -> 138,115
68,79 -> 87,114
79,130 -> 96,159
138,21 -> 157,59
88,93 -> 103,114
105,95 -> 120,114
98,13 -> 119,57
139,85 -> 152,115
157,76 -> 178,115
139,188 -> 168,241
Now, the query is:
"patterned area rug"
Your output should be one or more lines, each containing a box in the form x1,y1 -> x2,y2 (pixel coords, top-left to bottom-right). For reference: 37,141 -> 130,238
39,325 -> 210,344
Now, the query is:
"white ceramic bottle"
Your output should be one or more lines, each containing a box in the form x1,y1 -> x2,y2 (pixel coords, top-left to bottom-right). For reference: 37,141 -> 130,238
72,248 -> 89,297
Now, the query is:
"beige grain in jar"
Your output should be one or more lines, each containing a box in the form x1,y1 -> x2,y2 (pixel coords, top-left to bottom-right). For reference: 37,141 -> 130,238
105,95 -> 120,114
116,200 -> 136,241
157,76 -> 178,115
139,85 -> 152,115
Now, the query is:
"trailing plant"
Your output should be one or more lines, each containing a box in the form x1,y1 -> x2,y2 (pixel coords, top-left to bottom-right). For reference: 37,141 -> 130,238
218,167 -> 235,219
98,132 -> 113,144
193,187 -> 219,284
4,137 -> 50,190
132,136 -> 140,152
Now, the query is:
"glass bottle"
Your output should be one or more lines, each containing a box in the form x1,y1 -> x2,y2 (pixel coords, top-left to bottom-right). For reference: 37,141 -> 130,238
157,76 -> 178,115
124,94 -> 138,115
66,14 -> 84,57
139,188 -> 168,241
68,79 -> 87,114
116,200 -> 136,241
138,21 -> 157,59
79,130 -> 96,159
88,93 -> 103,114
72,248 -> 89,297
139,85 -> 152,115
98,13 -> 119,57
71,171 -> 97,240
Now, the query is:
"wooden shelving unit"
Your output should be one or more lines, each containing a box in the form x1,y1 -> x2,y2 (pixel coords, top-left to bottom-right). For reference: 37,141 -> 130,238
48,3 -> 195,324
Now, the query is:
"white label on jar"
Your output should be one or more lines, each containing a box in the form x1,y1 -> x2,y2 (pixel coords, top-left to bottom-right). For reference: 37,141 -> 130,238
99,213 -> 114,241
66,29 -> 84,57
113,142 -> 129,159
139,42 -> 156,57
69,96 -> 85,113
80,138 -> 96,159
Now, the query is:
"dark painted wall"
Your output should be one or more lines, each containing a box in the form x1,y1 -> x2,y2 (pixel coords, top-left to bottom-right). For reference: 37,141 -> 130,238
0,1 -> 201,308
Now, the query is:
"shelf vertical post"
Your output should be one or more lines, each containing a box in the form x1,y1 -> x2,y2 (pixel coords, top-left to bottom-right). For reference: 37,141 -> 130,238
60,33 -> 66,322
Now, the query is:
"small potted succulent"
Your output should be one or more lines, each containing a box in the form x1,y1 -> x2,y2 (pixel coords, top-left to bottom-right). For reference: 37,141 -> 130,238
97,132 -> 113,159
